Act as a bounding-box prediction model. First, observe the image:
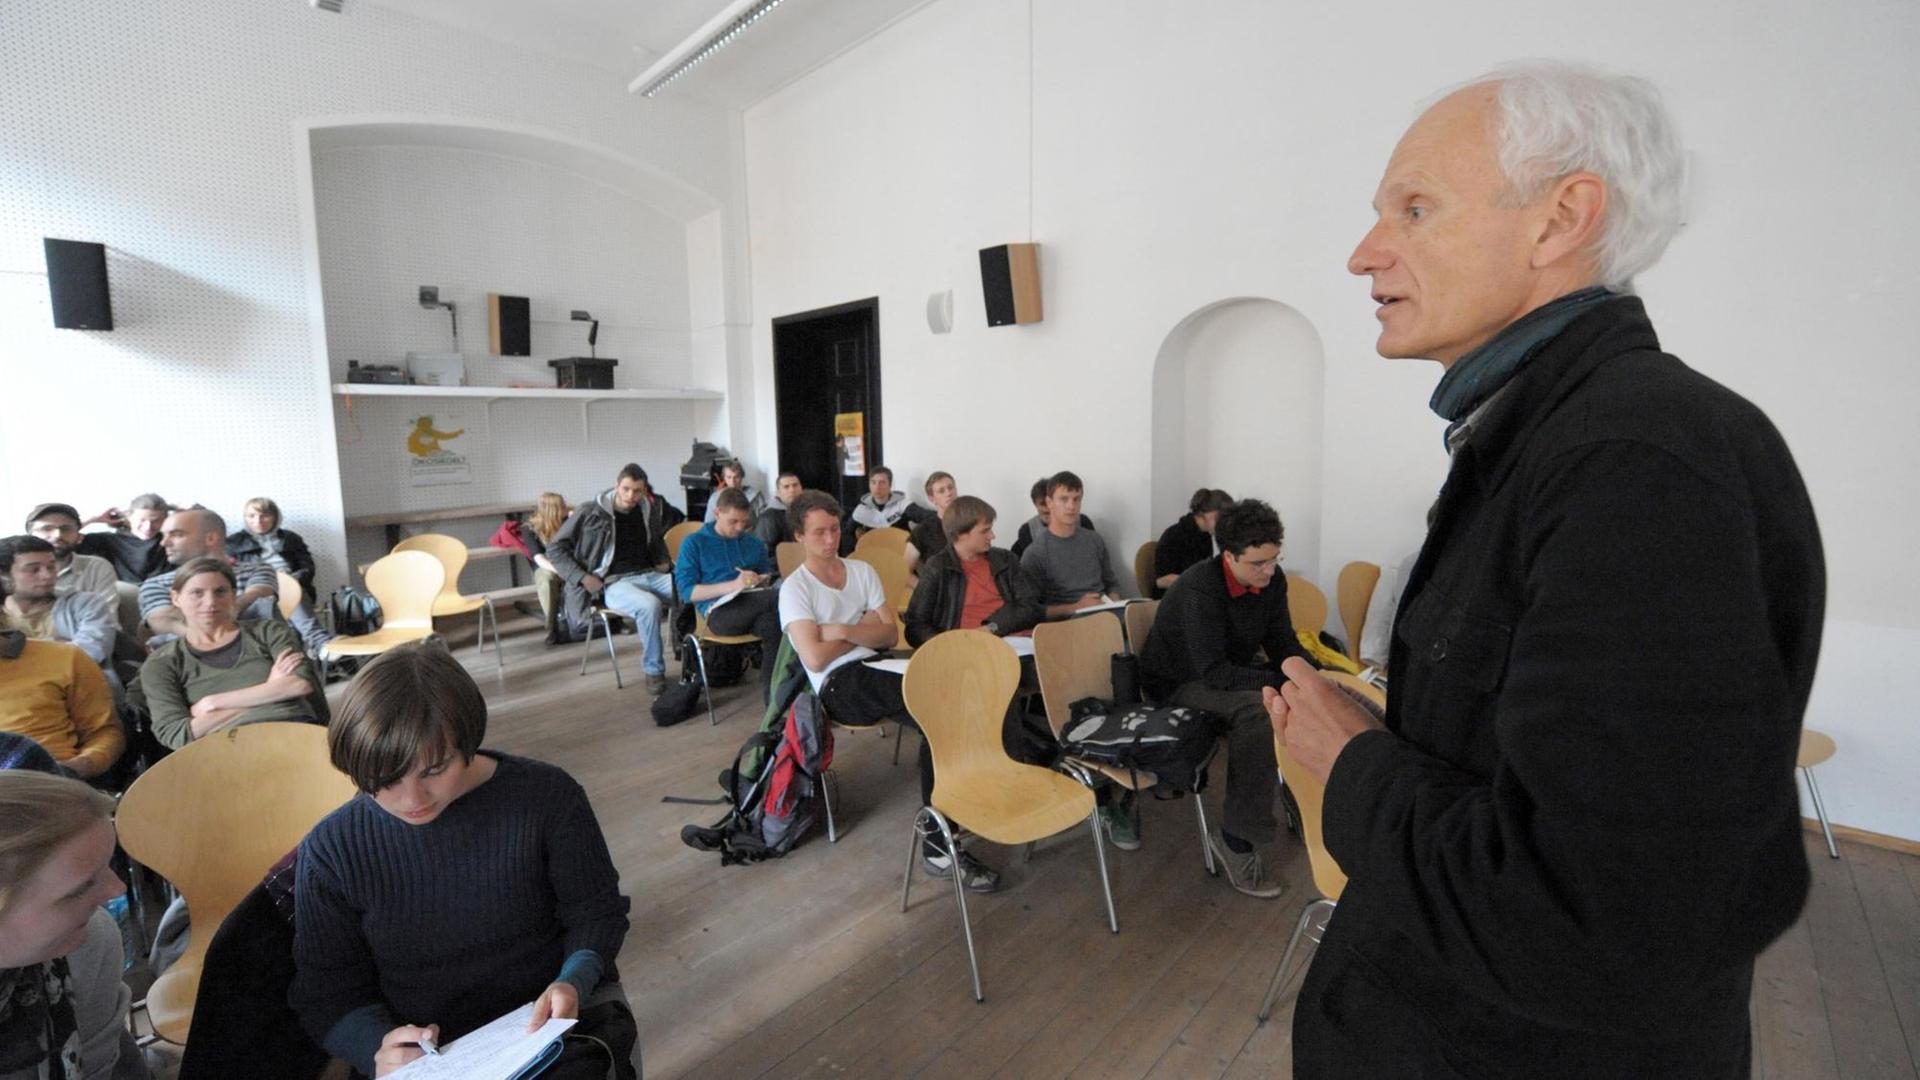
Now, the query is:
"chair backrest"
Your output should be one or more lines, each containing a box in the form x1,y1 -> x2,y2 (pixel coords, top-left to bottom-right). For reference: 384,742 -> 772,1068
776,541 -> 804,579
664,520 -> 702,565
853,526 -> 910,558
1132,541 -> 1158,597
392,533 -> 469,604
363,550 -> 444,631
274,571 -> 303,620
1287,574 -> 1328,637
900,630 -> 1023,797
1335,561 -> 1381,663
115,723 -> 357,974
1286,670 -> 1385,900
1032,613 -> 1124,739
1123,599 -> 1159,657
851,548 -> 911,612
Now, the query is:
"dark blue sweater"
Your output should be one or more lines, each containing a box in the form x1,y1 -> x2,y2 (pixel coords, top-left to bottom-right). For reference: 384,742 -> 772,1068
289,753 -> 629,1074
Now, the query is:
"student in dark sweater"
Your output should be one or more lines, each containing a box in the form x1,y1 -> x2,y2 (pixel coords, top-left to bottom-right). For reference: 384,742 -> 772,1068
1138,499 -> 1314,899
1150,488 -> 1233,597
290,643 -> 635,1079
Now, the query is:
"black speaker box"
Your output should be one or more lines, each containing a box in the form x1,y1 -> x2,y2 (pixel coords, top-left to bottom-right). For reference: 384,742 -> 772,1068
44,239 -> 113,331
489,293 -> 530,356
979,242 -> 1042,327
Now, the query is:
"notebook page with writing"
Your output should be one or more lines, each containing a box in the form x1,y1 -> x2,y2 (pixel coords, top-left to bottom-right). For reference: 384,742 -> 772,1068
388,1003 -> 576,1080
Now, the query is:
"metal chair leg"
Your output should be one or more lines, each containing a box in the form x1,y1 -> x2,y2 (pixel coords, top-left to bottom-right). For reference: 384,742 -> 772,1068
900,810 -> 924,914
893,722 -> 907,765
690,637 -> 720,726
1194,789 -> 1218,877
1802,766 -> 1840,859
1258,897 -> 1334,1022
1086,809 -> 1119,933
821,769 -> 838,843
485,597 -> 504,673
602,612 -> 622,688
929,809 -> 983,1001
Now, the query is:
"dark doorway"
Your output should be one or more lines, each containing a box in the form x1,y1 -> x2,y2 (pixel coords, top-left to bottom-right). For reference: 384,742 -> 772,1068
772,298 -> 881,511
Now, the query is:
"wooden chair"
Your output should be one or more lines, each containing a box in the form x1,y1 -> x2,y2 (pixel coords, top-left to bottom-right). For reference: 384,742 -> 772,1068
115,722 -> 357,1045
1798,729 -> 1840,859
663,520 -> 702,565
852,526 -> 910,559
683,606 -> 761,727
1133,540 -> 1159,597
1335,561 -> 1381,663
776,541 -> 804,579
900,629 -> 1117,1001
1123,598 -> 1158,659
392,534 -> 503,673
1254,686 -> 1354,1024
1287,574 -> 1328,638
851,548 -> 913,617
273,571 -> 304,620
1033,613 -> 1217,877
316,551 -> 444,682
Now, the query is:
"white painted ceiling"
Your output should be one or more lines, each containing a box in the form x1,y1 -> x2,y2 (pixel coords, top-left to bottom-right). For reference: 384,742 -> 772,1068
357,0 -> 931,107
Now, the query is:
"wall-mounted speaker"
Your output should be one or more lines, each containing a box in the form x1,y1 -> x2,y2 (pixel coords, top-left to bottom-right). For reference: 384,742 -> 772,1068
488,293 -> 530,356
979,242 -> 1042,327
44,239 -> 113,331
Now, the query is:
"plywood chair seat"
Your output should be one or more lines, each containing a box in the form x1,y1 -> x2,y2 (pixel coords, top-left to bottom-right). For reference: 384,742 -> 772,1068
319,625 -> 438,656
114,723 -> 357,1044
853,526 -> 910,558
775,542 -> 804,579
1287,574 -> 1329,637
932,762 -> 1097,847
681,607 -> 762,726
1797,729 -> 1836,768
274,571 -> 305,620
850,548 -> 912,617
664,520 -> 701,565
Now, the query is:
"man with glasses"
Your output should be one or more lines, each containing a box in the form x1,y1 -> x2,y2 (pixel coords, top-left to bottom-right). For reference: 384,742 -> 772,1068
1138,499 -> 1314,899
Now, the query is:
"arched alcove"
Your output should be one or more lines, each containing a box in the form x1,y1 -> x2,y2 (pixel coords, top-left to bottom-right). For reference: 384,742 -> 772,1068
1150,298 -> 1326,575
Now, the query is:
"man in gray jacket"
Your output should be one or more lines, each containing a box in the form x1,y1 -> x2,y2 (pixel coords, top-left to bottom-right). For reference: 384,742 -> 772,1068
547,463 -> 684,693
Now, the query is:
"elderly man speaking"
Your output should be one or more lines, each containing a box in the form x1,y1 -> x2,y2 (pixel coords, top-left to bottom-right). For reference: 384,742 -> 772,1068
1266,63 -> 1825,1076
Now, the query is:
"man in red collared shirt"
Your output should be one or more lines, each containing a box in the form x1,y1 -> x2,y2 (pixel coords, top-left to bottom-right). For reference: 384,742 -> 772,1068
1137,499 -> 1315,898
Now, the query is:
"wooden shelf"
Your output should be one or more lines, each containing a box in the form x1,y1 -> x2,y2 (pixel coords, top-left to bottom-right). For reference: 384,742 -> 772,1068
331,384 -> 721,401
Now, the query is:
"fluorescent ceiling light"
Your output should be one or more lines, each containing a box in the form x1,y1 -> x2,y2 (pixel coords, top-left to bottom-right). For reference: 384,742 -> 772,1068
628,0 -> 786,98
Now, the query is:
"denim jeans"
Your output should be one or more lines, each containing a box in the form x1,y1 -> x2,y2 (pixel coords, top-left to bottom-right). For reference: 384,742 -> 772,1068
603,571 -> 675,676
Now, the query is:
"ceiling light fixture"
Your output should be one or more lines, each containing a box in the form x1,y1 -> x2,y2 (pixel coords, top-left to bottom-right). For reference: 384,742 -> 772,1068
627,0 -> 786,98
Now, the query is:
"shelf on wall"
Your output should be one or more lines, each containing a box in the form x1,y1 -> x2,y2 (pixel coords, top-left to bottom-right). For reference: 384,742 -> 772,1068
330,383 -> 721,401
331,382 -> 722,440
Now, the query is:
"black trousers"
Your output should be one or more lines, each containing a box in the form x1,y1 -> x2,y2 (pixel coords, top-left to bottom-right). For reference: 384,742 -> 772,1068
703,590 -> 782,700
1166,681 -> 1279,845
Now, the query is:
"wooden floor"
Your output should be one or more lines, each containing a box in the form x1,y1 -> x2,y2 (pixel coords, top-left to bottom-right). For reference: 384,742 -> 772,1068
437,613 -> 1919,1079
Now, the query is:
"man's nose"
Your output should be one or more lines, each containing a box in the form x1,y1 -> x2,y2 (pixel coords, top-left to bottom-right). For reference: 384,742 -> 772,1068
1348,223 -> 1389,276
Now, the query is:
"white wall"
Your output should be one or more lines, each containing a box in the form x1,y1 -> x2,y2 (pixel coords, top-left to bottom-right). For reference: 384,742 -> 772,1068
741,0 -> 1920,839
0,0 -> 737,593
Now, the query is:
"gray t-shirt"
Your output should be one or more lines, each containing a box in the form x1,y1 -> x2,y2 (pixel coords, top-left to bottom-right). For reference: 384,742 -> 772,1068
1020,526 -> 1118,605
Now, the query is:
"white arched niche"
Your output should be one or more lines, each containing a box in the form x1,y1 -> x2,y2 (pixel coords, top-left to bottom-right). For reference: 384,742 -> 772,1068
1150,298 -> 1326,576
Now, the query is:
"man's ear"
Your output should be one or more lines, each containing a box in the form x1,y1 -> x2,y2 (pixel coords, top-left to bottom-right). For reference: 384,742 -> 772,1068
1531,172 -> 1608,271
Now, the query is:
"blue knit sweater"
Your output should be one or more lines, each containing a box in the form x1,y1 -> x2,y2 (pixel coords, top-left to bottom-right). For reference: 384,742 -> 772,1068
673,522 -> 773,615
289,753 -> 629,1075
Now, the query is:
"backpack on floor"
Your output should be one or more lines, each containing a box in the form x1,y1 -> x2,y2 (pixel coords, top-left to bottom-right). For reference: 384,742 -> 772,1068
680,637 -> 833,864
1062,696 -> 1216,797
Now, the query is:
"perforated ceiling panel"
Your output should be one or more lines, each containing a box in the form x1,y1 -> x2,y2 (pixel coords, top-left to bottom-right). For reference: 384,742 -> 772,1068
0,0 -> 730,592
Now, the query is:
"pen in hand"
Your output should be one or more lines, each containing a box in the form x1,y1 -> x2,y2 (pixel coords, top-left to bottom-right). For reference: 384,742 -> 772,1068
417,1033 -> 439,1057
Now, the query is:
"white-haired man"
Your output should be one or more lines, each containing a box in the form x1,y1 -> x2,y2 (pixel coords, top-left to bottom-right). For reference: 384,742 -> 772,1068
1265,63 -> 1823,1075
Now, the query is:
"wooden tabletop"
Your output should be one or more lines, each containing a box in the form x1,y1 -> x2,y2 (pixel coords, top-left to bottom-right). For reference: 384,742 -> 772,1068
345,502 -> 532,529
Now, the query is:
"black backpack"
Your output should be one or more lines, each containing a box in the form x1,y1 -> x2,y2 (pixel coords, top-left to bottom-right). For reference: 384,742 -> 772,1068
329,585 -> 382,636
1062,696 -> 1217,797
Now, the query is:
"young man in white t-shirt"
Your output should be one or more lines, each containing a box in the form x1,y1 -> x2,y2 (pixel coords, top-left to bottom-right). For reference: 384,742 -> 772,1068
778,489 -> 1001,893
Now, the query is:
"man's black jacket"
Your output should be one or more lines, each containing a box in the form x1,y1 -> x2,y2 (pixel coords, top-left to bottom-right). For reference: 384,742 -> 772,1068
1136,554 -> 1313,700
904,546 -> 1044,646
1297,296 -> 1824,1078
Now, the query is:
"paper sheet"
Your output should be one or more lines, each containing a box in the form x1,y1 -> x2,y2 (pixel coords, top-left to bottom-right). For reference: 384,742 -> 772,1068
864,635 -> 1032,675
388,1003 -> 576,1080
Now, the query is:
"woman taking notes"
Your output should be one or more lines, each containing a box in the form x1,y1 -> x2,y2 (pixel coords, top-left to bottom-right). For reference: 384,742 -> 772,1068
289,642 -> 636,1078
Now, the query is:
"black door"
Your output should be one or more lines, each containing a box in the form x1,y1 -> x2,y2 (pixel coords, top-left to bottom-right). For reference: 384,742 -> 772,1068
772,298 -> 881,510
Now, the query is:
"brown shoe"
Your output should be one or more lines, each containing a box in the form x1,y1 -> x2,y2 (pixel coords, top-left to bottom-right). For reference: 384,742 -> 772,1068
1207,828 -> 1285,899
645,674 -> 669,695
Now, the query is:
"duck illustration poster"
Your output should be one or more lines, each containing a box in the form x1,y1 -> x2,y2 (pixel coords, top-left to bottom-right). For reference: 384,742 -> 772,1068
406,409 -> 471,487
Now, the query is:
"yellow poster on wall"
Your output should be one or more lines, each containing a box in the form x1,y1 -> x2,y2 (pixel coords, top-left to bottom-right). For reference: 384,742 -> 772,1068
834,412 -> 866,477
406,412 -> 471,487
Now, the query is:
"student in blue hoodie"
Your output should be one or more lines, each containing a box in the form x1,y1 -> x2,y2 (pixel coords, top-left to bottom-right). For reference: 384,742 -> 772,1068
673,487 -> 779,701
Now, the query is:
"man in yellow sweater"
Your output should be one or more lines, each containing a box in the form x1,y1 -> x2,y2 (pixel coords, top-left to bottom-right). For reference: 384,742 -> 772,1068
0,569 -> 121,779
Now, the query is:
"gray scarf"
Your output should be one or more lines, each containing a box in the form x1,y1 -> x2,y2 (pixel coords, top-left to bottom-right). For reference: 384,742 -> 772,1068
1430,286 -> 1613,447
